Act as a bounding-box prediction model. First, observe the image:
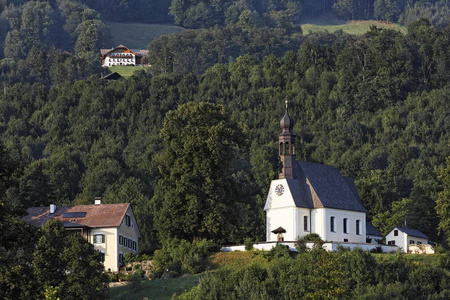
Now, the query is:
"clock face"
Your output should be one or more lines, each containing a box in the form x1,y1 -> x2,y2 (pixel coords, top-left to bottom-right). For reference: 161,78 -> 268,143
275,184 -> 284,196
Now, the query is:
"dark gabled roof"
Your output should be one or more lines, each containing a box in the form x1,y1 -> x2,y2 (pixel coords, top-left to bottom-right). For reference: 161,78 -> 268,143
286,178 -> 314,208
101,72 -> 123,80
298,161 -> 368,212
366,221 -> 382,236
395,227 -> 429,239
23,203 -> 130,229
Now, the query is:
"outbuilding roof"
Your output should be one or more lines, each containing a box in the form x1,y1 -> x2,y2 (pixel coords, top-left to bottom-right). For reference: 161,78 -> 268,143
23,203 -> 130,229
394,227 -> 429,239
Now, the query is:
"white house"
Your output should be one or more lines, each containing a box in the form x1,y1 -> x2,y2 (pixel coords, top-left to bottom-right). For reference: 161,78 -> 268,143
264,103 -> 368,244
366,221 -> 383,244
385,227 -> 431,253
24,198 -> 141,271
100,45 -> 148,67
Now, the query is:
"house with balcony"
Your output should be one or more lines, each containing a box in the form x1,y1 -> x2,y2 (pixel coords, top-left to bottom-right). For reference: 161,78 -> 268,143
100,45 -> 149,67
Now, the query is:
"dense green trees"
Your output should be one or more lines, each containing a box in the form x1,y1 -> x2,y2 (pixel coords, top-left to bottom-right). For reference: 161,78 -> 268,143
178,248 -> 450,299
153,102 -> 246,242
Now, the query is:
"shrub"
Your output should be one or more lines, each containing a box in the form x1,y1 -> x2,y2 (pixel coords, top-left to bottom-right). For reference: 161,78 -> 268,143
295,233 -> 324,253
244,238 -> 253,251
152,238 -> 216,278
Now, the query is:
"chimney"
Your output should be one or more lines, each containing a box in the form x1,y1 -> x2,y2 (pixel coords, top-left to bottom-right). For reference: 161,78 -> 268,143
50,204 -> 56,214
95,197 -> 102,205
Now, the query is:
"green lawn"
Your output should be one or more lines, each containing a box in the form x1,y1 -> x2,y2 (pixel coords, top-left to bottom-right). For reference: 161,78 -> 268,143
300,17 -> 407,35
107,22 -> 184,49
109,275 -> 201,300
108,66 -> 151,77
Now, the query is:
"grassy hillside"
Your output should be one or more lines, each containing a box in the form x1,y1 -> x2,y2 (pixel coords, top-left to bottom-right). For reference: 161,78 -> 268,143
107,22 -> 184,49
108,65 -> 151,77
109,251 -> 444,299
301,19 -> 407,35
109,274 -> 201,300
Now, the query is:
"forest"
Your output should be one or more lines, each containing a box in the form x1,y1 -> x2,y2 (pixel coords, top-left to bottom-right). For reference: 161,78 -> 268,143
0,0 -> 450,299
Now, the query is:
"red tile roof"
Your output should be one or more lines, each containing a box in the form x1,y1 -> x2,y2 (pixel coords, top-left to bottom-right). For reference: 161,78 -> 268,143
23,203 -> 130,228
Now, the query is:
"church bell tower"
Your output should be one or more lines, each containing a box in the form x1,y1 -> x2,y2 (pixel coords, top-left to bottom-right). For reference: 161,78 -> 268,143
279,100 -> 297,179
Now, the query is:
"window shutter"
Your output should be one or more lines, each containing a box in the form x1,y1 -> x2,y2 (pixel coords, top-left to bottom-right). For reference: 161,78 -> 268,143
102,234 -> 105,243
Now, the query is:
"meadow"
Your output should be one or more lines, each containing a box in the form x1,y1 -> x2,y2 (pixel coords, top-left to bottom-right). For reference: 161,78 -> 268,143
107,22 -> 184,49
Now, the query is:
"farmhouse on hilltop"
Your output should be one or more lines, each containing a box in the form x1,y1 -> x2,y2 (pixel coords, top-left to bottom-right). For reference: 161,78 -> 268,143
23,198 -> 140,271
100,45 -> 148,67
264,103 -> 368,244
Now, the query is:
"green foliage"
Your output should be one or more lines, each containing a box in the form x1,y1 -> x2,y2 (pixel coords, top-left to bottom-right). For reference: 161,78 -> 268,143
244,238 -> 254,251
295,233 -> 324,252
32,220 -> 109,300
437,157 -> 450,245
153,101 -> 248,242
152,238 -> 215,278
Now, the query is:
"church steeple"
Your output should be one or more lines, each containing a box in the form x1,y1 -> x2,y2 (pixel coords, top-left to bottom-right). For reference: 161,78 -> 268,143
279,100 -> 296,179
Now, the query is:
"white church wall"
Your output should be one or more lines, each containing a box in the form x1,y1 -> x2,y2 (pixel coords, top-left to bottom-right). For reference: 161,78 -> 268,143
321,208 -> 366,243
311,208 -> 325,240
266,207 -> 296,241
295,208 -> 311,239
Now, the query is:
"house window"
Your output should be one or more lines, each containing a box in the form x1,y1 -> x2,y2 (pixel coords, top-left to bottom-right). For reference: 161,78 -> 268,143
330,216 -> 335,232
304,216 -> 308,231
410,240 -> 415,244
124,237 -> 127,247
394,230 -> 398,236
344,239 -> 348,242
99,252 -> 105,262
343,218 -> 348,234
356,220 -> 361,235
119,235 -> 123,245
125,215 -> 131,227
119,253 -> 124,264
388,240 -> 395,245
133,241 -> 137,251
94,234 -> 105,244
128,238 -> 132,248
417,241 -> 422,245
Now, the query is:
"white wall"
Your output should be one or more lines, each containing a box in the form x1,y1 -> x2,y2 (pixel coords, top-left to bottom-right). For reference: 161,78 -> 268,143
265,179 -> 297,241
319,208 -> 366,243
385,229 -> 407,252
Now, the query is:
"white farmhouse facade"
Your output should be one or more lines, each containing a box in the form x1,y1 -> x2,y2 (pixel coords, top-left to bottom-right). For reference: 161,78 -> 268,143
385,227 -> 430,253
265,103 -> 368,244
24,199 -> 141,271
100,45 -> 148,67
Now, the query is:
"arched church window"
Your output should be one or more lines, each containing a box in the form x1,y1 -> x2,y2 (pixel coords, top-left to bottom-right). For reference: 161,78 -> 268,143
304,216 -> 308,231
285,142 -> 290,154
279,142 -> 284,155
343,218 -> 348,234
330,216 -> 335,232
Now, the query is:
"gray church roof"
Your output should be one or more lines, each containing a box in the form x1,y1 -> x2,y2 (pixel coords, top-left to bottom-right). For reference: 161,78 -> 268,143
366,221 -> 382,236
293,161 -> 368,212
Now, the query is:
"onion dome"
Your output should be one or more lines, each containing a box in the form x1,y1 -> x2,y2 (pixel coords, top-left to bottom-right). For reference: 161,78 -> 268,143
280,100 -> 293,132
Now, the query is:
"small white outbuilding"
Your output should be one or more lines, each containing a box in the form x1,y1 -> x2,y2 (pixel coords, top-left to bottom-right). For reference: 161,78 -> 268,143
385,227 -> 431,253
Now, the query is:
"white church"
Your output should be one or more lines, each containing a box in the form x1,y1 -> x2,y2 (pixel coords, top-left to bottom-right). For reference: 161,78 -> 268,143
264,104 -> 367,244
